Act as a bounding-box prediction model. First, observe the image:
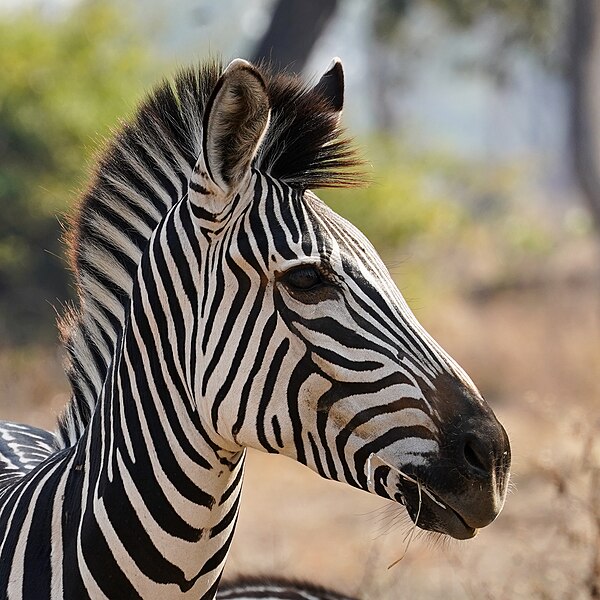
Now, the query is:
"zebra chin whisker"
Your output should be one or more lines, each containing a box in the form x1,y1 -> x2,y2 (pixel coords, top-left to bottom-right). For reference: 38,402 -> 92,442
370,504 -> 411,541
387,478 -> 423,569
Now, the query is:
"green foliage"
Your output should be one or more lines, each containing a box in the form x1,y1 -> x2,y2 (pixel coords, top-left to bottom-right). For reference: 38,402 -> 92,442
321,139 -> 557,308
428,0 -> 562,70
0,2 -> 159,343
320,139 -> 466,251
375,0 -> 556,50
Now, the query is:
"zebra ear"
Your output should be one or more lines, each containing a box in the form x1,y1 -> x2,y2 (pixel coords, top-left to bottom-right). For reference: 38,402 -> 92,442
313,57 -> 344,114
198,59 -> 271,199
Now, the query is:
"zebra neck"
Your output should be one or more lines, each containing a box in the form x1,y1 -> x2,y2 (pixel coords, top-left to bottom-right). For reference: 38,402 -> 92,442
72,202 -> 246,597
74,344 -> 246,597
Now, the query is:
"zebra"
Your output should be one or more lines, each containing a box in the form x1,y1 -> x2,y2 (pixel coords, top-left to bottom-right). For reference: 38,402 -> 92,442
0,57 -> 511,599
217,578 -> 356,600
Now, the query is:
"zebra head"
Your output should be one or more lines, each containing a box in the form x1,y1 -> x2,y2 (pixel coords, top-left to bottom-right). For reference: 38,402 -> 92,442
188,59 -> 510,541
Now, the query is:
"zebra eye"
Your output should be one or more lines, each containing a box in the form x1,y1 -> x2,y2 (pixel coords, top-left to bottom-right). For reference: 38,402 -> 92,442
282,266 -> 323,291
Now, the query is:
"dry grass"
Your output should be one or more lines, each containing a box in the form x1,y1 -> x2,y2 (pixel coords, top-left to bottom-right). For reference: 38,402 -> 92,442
0,345 -> 68,429
1,238 -> 599,599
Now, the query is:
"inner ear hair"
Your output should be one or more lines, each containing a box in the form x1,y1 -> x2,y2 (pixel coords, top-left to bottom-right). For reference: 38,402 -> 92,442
203,60 -> 271,192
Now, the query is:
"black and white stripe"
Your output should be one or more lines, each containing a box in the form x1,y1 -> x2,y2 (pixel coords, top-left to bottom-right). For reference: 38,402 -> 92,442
0,58 -> 510,599
217,578 -> 357,600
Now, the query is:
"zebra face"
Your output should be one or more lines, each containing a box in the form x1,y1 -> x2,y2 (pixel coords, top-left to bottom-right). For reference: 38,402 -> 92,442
261,187 -> 510,540
189,59 -> 511,541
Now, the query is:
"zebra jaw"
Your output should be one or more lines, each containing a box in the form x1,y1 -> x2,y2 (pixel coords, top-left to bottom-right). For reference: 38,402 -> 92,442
367,453 -> 478,540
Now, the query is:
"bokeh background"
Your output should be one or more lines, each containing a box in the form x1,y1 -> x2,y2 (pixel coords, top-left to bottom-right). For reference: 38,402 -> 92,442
1,1 -> 599,598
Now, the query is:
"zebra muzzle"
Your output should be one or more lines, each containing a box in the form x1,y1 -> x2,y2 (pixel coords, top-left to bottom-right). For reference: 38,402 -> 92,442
367,452 -> 479,540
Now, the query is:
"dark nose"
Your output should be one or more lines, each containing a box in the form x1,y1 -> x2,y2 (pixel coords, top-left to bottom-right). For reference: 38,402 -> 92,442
456,413 -> 511,484
461,431 -> 494,478
446,415 -> 511,528
420,374 -> 511,530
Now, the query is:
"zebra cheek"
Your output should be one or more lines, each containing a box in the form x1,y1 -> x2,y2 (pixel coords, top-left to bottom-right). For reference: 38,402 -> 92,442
299,373 -> 333,414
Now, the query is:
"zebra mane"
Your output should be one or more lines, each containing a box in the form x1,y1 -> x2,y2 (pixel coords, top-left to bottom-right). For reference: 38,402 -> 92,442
55,59 -> 364,448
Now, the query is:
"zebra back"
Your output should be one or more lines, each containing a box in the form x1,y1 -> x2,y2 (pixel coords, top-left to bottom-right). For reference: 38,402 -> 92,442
218,577 -> 358,600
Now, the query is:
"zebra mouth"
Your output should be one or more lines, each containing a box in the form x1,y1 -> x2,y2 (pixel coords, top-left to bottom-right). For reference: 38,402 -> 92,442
368,453 -> 477,540
395,480 -> 477,540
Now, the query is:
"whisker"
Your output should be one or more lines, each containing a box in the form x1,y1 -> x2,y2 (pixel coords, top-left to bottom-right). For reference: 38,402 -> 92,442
372,511 -> 410,541
366,453 -> 453,565
388,480 -> 422,569
358,503 -> 397,520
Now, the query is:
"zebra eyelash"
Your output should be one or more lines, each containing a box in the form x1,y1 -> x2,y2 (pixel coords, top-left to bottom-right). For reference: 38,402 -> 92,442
276,262 -> 342,302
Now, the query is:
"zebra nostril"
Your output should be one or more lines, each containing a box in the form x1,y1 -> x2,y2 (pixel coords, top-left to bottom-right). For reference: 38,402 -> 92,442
462,434 -> 492,477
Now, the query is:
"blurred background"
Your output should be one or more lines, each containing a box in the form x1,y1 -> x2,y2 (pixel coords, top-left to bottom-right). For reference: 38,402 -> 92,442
1,0 -> 599,598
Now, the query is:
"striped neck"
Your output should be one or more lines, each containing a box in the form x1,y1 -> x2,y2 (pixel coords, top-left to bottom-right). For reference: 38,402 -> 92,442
71,200 -> 245,599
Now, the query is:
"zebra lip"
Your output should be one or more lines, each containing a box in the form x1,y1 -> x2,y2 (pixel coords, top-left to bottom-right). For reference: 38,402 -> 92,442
367,453 -> 476,539
398,482 -> 478,540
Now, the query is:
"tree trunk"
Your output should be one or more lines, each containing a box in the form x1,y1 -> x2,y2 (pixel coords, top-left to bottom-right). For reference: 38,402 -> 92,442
569,0 -> 600,234
252,0 -> 338,73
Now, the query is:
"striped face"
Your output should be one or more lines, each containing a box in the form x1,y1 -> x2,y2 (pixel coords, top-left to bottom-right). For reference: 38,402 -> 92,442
190,59 -> 511,540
